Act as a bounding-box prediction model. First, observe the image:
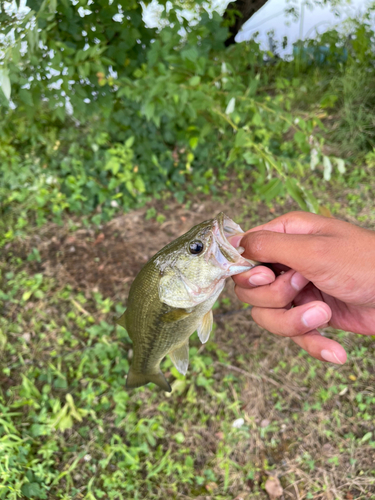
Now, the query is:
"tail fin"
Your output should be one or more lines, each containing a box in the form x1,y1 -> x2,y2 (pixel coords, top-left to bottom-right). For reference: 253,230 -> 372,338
126,366 -> 172,392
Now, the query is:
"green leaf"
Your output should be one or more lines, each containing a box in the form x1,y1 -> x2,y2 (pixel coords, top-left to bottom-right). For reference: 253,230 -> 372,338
0,68 -> 11,101
285,178 -> 308,211
323,156 -> 332,181
300,187 -> 319,214
310,148 -> 319,170
258,178 -> 283,202
21,482 -> 46,499
251,112 -> 262,126
173,432 -> 185,443
58,414 -> 73,432
188,76 -> 201,86
134,176 -> 145,193
361,432 -> 372,443
189,137 -> 199,150
333,157 -> 346,174
22,290 -> 32,301
181,47 -> 198,62
225,97 -> 235,115
235,129 -> 250,148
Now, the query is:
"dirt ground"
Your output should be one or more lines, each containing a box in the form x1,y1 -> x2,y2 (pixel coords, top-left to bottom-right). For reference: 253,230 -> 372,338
13,196 -> 281,302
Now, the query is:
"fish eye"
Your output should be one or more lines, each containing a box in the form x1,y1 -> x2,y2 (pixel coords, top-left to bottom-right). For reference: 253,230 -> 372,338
189,240 -> 204,255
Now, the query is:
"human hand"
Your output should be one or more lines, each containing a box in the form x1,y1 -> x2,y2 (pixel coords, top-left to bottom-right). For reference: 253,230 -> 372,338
229,212 -> 375,364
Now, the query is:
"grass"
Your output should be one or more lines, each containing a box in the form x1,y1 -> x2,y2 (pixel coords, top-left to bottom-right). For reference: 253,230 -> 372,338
1,178 -> 375,499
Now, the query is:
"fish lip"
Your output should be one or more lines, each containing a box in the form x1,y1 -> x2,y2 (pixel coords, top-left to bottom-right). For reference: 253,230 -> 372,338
212,212 -> 259,274
216,212 -> 243,241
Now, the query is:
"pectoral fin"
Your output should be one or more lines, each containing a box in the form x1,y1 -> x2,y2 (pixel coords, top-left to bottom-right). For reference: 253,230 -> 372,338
162,308 -> 190,323
197,309 -> 213,344
169,341 -> 189,375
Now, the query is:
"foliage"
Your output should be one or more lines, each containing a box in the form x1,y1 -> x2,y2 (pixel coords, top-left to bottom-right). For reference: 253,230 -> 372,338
2,1 -> 375,242
289,18 -> 375,157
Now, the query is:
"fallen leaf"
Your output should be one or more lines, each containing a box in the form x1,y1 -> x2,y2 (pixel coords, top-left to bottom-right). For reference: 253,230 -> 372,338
319,205 -> 333,218
94,233 -> 105,246
205,482 -> 218,492
265,476 -> 283,500
322,443 -> 334,456
22,333 -> 31,343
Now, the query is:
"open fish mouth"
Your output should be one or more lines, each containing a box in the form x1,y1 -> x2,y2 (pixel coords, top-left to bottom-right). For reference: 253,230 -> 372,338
217,211 -> 245,241
209,212 -> 259,275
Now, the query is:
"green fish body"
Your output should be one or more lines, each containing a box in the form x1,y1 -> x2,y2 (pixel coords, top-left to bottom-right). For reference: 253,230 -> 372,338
117,212 -> 258,392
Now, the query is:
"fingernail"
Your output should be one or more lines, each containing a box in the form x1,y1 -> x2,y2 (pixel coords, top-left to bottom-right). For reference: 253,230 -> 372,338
291,272 -> 308,291
321,349 -> 345,365
249,273 -> 272,286
302,306 -> 330,328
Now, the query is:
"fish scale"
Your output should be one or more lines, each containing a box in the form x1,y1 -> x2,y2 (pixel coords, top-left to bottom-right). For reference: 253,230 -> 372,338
117,212 -> 259,392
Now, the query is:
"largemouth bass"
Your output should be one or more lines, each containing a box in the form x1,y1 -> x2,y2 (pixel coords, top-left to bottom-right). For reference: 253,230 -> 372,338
117,212 -> 258,392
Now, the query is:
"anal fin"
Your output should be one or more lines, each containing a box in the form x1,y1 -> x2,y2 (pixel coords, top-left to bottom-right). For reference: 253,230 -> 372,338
169,341 -> 189,375
126,366 -> 172,392
197,309 -> 213,344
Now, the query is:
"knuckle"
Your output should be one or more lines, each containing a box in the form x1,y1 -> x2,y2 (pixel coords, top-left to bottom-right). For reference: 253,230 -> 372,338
252,306 -> 304,338
235,286 -> 255,306
272,296 -> 291,308
286,322 -> 305,337
283,211 -> 310,226
269,274 -> 295,308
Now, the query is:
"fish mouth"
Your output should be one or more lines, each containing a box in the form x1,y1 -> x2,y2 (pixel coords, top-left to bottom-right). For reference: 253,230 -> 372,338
210,212 -> 259,275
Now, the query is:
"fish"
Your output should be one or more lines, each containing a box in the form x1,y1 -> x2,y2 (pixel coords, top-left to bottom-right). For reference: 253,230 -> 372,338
117,212 -> 259,392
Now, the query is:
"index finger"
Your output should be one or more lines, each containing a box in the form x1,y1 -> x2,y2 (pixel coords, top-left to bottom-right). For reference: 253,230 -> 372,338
238,230 -> 330,274
230,211 -> 335,250
245,211 -> 333,236
229,211 -> 337,274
